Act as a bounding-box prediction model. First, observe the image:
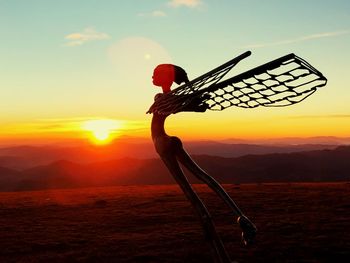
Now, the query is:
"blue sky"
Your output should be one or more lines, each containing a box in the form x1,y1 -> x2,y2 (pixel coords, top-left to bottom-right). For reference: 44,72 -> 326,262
0,0 -> 349,140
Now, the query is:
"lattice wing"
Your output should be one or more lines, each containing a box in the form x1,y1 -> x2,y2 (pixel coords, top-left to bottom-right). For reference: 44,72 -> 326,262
204,54 -> 327,110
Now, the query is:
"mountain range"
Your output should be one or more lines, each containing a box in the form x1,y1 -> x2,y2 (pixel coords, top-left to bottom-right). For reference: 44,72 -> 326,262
0,145 -> 349,191
0,140 -> 342,170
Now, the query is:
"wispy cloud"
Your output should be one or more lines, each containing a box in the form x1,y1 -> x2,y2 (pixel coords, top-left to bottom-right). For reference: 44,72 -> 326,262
35,117 -> 146,133
288,114 -> 350,120
64,27 -> 110,47
139,0 -> 202,18
152,10 -> 167,17
138,10 -> 167,17
168,0 -> 202,8
244,30 -> 349,49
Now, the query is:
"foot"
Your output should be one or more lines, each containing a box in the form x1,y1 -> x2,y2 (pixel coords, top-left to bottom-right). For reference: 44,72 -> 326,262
237,215 -> 257,246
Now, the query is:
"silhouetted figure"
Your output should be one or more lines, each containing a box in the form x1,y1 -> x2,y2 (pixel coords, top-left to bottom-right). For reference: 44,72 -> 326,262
150,64 -> 257,263
148,52 -> 327,262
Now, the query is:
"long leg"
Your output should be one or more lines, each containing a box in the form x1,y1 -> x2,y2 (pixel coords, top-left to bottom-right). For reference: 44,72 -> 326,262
175,147 -> 243,216
160,154 -> 232,263
175,146 -> 257,245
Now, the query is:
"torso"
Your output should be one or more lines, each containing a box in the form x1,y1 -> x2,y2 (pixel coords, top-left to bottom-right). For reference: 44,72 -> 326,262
151,112 -> 168,140
150,93 -> 182,157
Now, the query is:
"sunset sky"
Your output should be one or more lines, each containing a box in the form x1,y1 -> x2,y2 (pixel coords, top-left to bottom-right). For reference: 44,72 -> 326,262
1,0 -> 349,145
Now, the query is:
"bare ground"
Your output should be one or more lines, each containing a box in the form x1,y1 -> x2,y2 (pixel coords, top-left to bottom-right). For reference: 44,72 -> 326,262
0,182 -> 349,262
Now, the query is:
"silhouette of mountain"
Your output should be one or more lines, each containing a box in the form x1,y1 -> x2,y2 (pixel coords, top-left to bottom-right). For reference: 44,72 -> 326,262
193,146 -> 350,183
0,141 -> 341,170
16,158 -> 150,191
0,156 -> 28,170
0,146 -> 347,191
186,141 -> 339,158
0,166 -> 21,191
17,160 -> 84,190
223,136 -> 350,145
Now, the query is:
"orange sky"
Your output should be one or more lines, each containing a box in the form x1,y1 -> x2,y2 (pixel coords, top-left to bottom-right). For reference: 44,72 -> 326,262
1,1 -> 349,146
1,111 -> 349,146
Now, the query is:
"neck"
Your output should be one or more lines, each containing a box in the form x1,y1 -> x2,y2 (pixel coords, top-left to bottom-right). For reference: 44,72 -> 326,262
162,84 -> 172,93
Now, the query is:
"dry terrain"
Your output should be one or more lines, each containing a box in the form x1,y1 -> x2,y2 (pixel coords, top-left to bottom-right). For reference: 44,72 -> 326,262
0,183 -> 349,262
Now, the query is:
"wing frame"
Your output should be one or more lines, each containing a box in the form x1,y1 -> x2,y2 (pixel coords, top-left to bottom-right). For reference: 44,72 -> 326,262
203,53 -> 328,111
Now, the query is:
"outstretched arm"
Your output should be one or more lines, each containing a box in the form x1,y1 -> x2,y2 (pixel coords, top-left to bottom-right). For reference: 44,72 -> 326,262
147,92 -> 209,114
180,94 -> 209,113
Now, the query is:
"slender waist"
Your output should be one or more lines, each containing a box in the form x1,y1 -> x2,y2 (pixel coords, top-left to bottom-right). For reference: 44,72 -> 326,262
151,113 -> 168,139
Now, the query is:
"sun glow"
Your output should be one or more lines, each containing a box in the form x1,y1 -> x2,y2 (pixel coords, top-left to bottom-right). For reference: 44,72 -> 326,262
82,119 -> 122,144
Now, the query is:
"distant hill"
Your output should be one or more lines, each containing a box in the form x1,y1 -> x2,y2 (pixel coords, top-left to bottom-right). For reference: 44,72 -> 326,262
193,146 -> 350,183
222,136 -> 350,145
0,166 -> 21,191
186,141 -> 340,158
0,146 -> 349,191
0,141 -> 341,170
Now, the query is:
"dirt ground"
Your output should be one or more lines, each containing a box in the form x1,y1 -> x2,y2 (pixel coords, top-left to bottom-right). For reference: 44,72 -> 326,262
0,182 -> 349,262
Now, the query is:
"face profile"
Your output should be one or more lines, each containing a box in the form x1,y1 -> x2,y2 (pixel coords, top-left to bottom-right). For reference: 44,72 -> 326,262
152,64 -> 175,88
152,64 -> 189,92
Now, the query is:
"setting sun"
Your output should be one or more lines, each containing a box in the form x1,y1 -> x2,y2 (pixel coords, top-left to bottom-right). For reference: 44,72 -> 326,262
82,119 -> 122,144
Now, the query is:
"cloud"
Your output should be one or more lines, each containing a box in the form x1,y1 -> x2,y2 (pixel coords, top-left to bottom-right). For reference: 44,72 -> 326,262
64,27 -> 110,47
139,1 -> 203,17
33,117 -> 126,133
244,30 -> 349,49
168,0 -> 202,8
138,10 -> 167,17
152,10 -> 167,17
287,114 -> 350,120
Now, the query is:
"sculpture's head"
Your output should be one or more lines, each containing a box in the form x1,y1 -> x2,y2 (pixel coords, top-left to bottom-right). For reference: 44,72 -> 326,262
152,64 -> 189,93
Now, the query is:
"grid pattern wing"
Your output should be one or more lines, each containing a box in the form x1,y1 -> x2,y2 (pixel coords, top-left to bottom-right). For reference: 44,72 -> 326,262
204,54 -> 327,110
